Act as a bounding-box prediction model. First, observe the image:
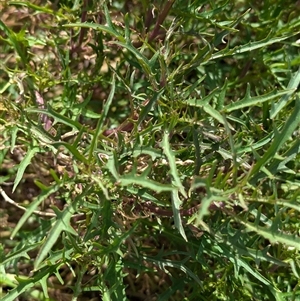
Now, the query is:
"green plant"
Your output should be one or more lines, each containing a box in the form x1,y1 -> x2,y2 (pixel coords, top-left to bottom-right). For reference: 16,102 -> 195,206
1,0 -> 300,300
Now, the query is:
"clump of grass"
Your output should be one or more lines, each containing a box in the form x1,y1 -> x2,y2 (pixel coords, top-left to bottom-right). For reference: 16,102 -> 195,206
1,1 -> 300,300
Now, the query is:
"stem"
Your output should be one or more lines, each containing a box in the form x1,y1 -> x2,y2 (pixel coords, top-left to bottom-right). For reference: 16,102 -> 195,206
140,201 -> 225,217
149,0 -> 175,42
78,0 -> 89,47
133,0 -> 175,48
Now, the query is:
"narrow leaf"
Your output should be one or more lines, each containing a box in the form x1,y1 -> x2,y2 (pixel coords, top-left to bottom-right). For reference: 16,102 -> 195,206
171,190 -> 187,241
238,218 -> 300,251
211,31 -> 297,60
161,131 -> 187,198
119,176 -> 174,192
89,75 -> 115,161
51,141 -> 88,164
224,88 -> 291,112
11,184 -> 61,238
34,202 -> 78,269
26,107 -> 82,130
13,146 -> 42,192
250,96 -> 300,180
270,66 -> 300,118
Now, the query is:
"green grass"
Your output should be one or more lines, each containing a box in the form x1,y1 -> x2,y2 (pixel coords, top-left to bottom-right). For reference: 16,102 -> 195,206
0,0 -> 300,300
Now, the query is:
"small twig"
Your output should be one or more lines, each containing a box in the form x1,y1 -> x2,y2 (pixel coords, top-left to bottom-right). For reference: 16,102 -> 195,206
133,0 -> 175,48
78,0 -> 89,47
70,0 -> 89,54
0,186 -> 56,217
0,186 -> 84,219
149,0 -> 175,42
145,6 -> 155,30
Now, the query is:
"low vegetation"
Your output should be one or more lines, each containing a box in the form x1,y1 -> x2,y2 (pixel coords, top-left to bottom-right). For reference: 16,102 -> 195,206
0,0 -> 300,300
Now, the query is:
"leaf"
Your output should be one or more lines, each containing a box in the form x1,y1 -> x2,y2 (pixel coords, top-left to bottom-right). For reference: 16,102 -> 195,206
144,255 -> 202,287
11,184 -> 62,238
13,146 -> 43,192
1,242 -> 40,265
184,87 -> 220,107
238,218 -> 300,251
26,107 -> 82,131
63,23 -> 121,41
1,263 -> 63,301
161,131 -> 187,198
89,74 -> 115,161
33,187 -> 91,269
211,30 -> 298,60
9,1 -> 58,15
249,95 -> 300,181
9,125 -> 19,153
204,102 -> 234,130
171,190 -> 187,241
51,141 -> 88,164
236,131 -> 275,154
230,255 -> 272,286
119,175 -> 174,193
113,41 -> 153,78
0,19 -> 28,65
213,7 -> 251,47
106,152 -> 120,181
138,89 -> 164,128
34,203 -> 78,269
132,146 -> 163,161
270,66 -> 300,118
196,193 -> 215,223
224,86 -> 291,112
126,187 -> 163,204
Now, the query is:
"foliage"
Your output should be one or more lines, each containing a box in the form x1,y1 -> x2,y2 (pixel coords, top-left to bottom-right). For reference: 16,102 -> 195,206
0,0 -> 300,300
